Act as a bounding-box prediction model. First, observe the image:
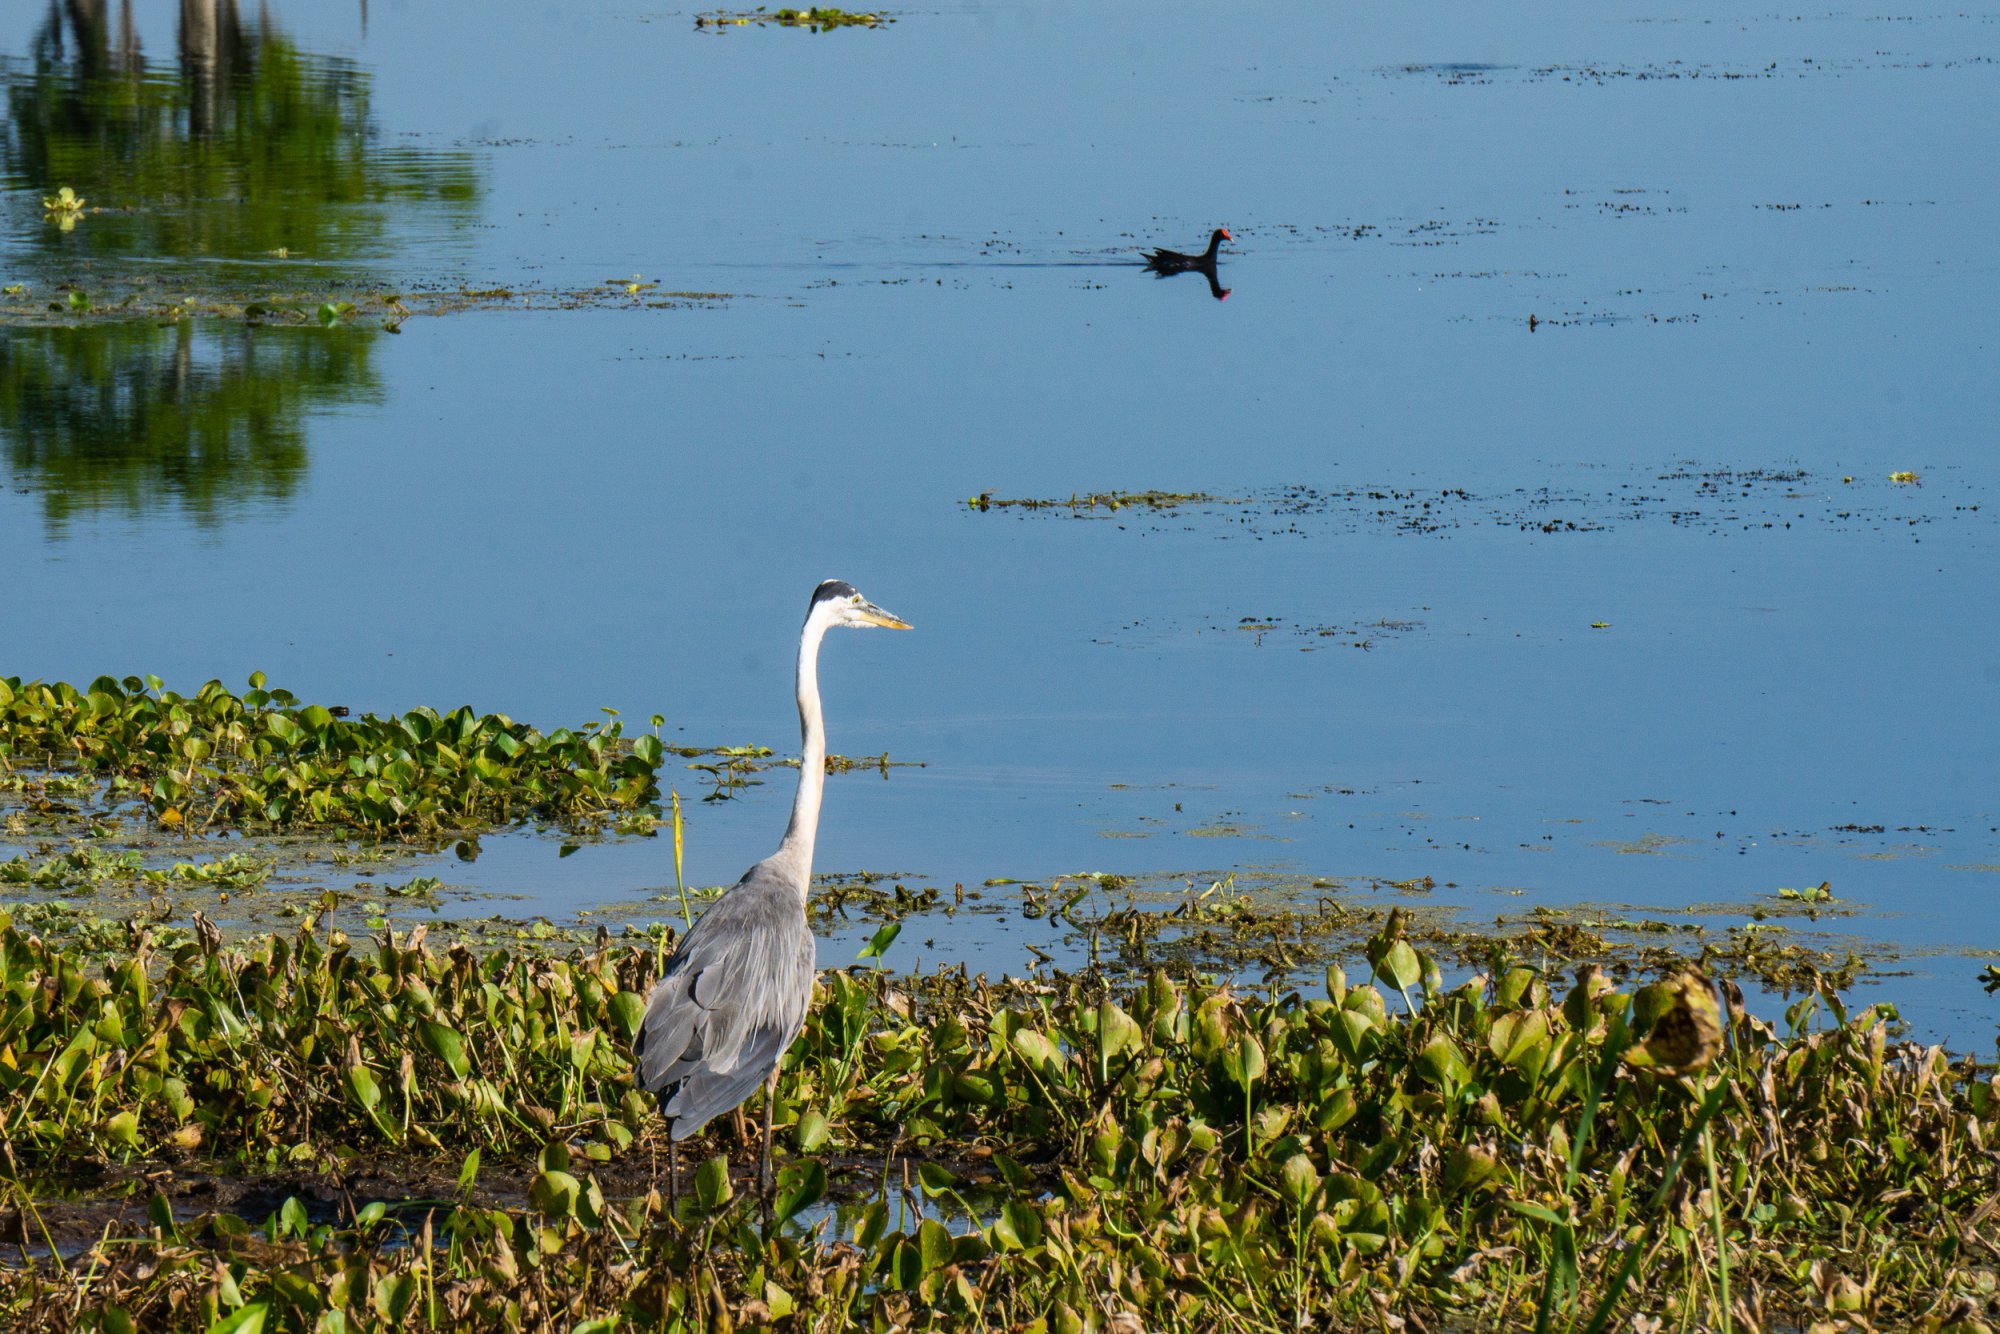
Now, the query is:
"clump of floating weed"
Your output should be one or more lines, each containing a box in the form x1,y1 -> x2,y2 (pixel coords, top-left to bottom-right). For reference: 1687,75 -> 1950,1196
965,488 -> 1234,513
39,185 -> 86,232
0,281 -> 735,329
1,913 -> 1995,1331
680,744 -> 920,803
0,673 -> 664,834
0,841 -> 270,893
696,5 -> 894,29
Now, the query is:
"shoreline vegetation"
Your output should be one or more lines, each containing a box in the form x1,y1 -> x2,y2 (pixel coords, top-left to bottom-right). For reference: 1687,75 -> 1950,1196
0,915 -> 1994,1330
2,676 -> 1997,1330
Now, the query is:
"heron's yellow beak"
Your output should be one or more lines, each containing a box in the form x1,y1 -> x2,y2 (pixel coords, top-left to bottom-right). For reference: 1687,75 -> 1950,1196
859,600 -> 913,630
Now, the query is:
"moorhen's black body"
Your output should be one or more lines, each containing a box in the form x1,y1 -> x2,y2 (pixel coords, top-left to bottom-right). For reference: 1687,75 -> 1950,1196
1143,227 -> 1231,272
1142,227 -> 1232,300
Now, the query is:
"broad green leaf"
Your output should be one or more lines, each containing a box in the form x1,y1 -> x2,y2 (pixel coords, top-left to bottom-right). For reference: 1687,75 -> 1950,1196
1375,940 -> 1422,991
1224,1035 -> 1266,1091
1443,1144 -> 1500,1194
1096,999 -> 1142,1062
776,1161 -> 826,1223
1012,1028 -> 1061,1075
764,1282 -> 796,1319
1280,1153 -> 1320,1205
373,1273 -> 416,1324
795,1108 -> 831,1153
205,1305 -> 267,1334
1489,1009 -> 1553,1075
918,1218 -> 954,1275
417,1021 -> 472,1079
344,1064 -> 382,1115
102,1110 -> 140,1150
529,1170 -> 581,1218
1417,1034 -> 1473,1091
857,921 -> 901,962
1000,1199 -> 1041,1250
694,1154 -> 733,1210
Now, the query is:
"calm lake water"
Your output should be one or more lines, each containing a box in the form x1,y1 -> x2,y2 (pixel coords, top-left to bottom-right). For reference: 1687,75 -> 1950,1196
2,1 -> 1995,1040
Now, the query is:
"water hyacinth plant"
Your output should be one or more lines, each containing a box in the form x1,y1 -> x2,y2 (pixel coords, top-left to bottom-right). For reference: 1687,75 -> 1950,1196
0,907 -> 1994,1331
0,842 -> 270,893
0,674 -> 664,833
40,185 -> 86,231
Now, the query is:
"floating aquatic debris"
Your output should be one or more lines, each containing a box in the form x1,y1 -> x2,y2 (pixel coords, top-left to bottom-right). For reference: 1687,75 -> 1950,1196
965,489 -> 1237,513
695,6 -> 894,31
1776,880 -> 1836,905
1105,613 -> 1424,652
0,279 -> 731,330
963,466 -> 1983,542
39,185 -> 88,231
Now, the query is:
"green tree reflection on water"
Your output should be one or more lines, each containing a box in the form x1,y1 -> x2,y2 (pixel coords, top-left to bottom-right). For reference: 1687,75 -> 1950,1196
0,1 -> 482,531
0,321 -> 379,532
4,0 -> 481,266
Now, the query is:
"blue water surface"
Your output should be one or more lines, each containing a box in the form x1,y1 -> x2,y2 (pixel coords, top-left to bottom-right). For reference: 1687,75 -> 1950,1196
1,0 -> 1994,1040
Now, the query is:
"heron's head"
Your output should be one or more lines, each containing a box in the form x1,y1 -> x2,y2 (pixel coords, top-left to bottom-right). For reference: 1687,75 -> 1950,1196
809,579 -> 912,631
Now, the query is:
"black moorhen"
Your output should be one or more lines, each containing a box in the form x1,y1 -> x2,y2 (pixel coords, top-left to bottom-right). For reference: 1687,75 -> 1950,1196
1143,227 -> 1231,274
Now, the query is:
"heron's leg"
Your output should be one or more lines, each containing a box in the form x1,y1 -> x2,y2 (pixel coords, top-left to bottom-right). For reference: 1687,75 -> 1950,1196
666,1136 -> 678,1220
759,1068 -> 779,1225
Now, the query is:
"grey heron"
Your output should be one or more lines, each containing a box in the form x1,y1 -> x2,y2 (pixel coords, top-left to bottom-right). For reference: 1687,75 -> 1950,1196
633,578 -> 911,1209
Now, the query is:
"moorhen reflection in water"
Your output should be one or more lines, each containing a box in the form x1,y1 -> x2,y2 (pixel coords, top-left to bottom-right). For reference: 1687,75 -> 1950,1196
1142,227 -> 1232,300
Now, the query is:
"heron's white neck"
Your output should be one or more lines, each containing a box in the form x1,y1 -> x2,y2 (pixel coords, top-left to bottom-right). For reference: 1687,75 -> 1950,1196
775,604 -> 832,892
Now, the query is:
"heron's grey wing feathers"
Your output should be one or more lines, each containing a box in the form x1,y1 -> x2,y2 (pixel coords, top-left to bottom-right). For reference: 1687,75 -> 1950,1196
691,963 -> 732,1010
633,861 -> 816,1139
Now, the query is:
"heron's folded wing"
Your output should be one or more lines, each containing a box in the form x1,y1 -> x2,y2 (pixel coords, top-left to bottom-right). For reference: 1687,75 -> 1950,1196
660,926 -> 814,1137
633,878 -> 816,1137
634,962 -> 700,1091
